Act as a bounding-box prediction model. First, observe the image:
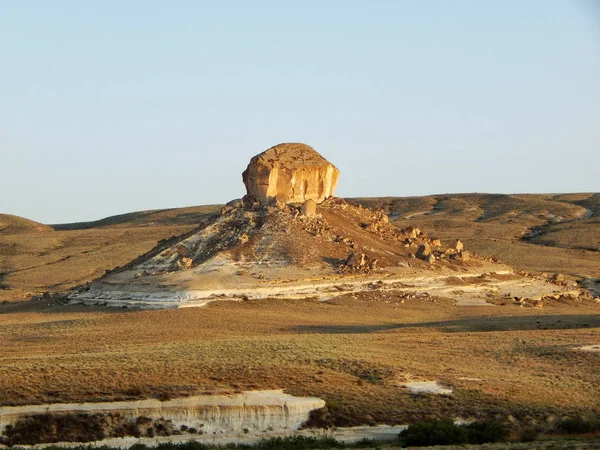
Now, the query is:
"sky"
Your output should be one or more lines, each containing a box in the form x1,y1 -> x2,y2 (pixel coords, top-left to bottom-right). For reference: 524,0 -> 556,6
1,1 -> 599,224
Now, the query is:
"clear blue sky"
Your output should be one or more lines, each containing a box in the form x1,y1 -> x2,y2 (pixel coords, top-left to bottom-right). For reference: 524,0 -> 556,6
1,1 -> 599,224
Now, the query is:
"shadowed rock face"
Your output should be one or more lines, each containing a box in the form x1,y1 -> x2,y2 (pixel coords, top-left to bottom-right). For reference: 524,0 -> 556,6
242,143 -> 340,205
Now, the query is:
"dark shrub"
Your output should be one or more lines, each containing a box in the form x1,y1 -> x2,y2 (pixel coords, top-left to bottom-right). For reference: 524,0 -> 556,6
255,435 -> 342,449
558,416 -> 600,434
465,419 -> 510,444
2,414 -> 105,445
129,445 -> 150,450
400,418 -> 510,447
399,418 -> 468,447
520,427 -> 539,442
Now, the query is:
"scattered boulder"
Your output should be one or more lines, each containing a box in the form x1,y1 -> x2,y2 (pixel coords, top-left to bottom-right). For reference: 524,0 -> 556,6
431,238 -> 442,247
239,233 -> 250,244
403,226 -> 421,238
242,143 -> 340,205
226,198 -> 243,208
552,273 -> 565,282
455,239 -> 464,252
345,252 -> 367,269
426,254 -> 436,264
415,243 -> 432,261
455,251 -> 471,262
301,199 -> 317,217
176,257 -> 193,270
341,252 -> 378,273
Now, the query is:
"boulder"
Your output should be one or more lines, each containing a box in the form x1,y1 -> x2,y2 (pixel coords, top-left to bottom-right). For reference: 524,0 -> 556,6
242,143 -> 340,205
345,252 -> 367,269
431,238 -> 442,247
403,226 -> 421,238
415,243 -> 432,261
178,257 -> 193,270
455,239 -> 464,252
301,199 -> 317,217
456,251 -> 471,262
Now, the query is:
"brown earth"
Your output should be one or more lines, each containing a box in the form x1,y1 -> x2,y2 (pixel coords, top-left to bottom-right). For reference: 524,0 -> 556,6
0,193 -> 598,430
0,291 -> 598,426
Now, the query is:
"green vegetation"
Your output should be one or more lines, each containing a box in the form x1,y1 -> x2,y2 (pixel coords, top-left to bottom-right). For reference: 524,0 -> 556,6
557,416 -> 600,434
398,418 -> 510,447
5,436 -> 347,450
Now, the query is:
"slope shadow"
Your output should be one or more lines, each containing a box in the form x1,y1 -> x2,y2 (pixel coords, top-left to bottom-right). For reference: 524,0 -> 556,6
291,314 -> 600,334
0,271 -> 8,290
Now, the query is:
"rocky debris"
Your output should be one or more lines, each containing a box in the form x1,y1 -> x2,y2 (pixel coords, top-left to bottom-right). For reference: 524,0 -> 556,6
552,273 -> 565,282
301,199 -> 317,217
403,226 -> 421,238
176,257 -> 193,270
455,239 -> 464,252
415,243 -> 432,261
455,251 -> 471,262
239,233 -> 250,244
431,238 -> 442,247
226,198 -> 243,208
242,143 -> 339,205
341,252 -> 378,273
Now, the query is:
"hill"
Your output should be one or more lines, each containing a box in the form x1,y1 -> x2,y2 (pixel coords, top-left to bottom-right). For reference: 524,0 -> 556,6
1,193 -> 598,303
0,214 -> 53,235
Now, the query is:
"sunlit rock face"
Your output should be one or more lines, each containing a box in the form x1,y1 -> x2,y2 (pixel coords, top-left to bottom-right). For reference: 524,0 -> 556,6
242,143 -> 340,205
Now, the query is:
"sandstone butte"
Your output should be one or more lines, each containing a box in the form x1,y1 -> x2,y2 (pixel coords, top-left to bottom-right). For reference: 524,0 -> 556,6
242,143 -> 340,205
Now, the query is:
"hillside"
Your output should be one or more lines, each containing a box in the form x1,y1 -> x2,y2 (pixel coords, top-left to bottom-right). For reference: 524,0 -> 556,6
354,193 -> 599,279
0,214 -> 53,235
1,193 -> 598,302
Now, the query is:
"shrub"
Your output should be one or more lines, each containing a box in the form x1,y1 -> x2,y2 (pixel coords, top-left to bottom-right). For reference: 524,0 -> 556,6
399,418 -> 510,447
520,427 -> 539,442
558,416 -> 600,434
2,413 -> 105,445
465,419 -> 509,444
129,445 -> 150,450
255,435 -> 342,449
399,418 -> 468,447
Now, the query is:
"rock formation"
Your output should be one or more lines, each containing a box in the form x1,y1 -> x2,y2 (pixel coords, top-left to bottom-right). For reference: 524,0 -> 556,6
242,143 -> 340,205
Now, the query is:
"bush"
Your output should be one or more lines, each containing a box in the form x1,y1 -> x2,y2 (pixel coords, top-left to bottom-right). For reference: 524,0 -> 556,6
2,414 -> 105,445
520,427 -> 539,442
558,416 -> 600,434
399,418 -> 510,447
399,418 -> 468,447
465,419 -> 509,444
255,435 -> 342,449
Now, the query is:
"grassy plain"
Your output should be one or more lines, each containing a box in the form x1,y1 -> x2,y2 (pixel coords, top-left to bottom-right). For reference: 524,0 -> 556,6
0,193 -> 599,430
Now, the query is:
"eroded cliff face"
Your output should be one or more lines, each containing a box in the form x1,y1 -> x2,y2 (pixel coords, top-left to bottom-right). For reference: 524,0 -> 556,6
0,390 -> 325,439
242,143 -> 340,205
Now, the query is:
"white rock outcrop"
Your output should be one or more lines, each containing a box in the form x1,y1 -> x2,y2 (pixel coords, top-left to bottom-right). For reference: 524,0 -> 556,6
0,390 -> 325,435
242,143 -> 340,205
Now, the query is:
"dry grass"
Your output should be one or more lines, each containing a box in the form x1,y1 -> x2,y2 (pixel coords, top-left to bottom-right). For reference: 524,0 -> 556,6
0,205 -> 221,301
0,194 -> 598,427
1,293 -> 598,425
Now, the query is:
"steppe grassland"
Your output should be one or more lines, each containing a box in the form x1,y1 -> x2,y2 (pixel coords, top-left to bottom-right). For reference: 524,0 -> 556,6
1,293 -> 598,425
0,205 -> 221,301
0,194 -> 599,425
